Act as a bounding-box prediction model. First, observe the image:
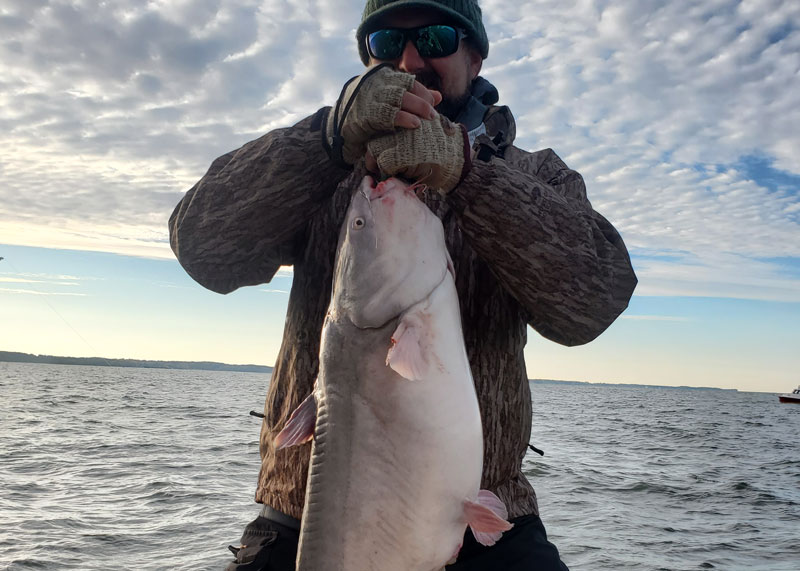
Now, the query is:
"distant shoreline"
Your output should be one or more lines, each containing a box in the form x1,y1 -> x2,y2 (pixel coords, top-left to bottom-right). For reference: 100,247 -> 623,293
530,378 -> 738,391
0,351 -> 272,374
1,350 -> 740,391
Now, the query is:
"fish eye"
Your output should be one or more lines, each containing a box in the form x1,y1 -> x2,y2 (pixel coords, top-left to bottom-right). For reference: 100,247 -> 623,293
352,217 -> 365,230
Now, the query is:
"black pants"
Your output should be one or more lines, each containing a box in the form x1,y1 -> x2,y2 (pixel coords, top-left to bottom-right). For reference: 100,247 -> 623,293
224,515 -> 299,571
224,512 -> 569,570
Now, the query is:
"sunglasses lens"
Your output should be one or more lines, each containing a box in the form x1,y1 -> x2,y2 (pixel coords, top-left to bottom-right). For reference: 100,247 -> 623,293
367,29 -> 405,60
367,25 -> 462,60
416,25 -> 459,58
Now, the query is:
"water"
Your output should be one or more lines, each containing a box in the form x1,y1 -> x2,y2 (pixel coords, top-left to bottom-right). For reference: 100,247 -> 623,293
1,363 -> 797,570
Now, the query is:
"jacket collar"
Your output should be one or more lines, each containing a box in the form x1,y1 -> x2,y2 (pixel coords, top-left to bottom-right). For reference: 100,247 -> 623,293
453,76 -> 515,147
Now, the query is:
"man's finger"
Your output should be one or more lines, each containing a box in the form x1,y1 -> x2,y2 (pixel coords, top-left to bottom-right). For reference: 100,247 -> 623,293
394,110 -> 423,129
365,150 -> 379,174
401,91 -> 437,121
409,81 -> 442,107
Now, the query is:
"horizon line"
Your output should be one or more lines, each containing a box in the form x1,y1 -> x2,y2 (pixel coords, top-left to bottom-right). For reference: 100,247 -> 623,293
1,350 -> 768,394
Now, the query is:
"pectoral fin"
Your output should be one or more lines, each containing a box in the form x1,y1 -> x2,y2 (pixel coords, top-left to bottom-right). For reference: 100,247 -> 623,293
274,392 -> 316,449
386,317 -> 427,381
464,490 -> 514,547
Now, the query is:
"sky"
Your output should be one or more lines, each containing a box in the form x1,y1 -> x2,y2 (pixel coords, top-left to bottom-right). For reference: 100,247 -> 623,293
1,0 -> 798,393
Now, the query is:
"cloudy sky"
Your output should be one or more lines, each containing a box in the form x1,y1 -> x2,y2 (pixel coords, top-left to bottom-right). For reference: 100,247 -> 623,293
1,0 -> 798,393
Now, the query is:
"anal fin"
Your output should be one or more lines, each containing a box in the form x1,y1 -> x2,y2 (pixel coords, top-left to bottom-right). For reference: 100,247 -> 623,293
464,489 -> 514,547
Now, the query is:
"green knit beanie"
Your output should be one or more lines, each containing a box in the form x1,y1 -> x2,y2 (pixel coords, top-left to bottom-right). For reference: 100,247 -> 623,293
356,0 -> 489,65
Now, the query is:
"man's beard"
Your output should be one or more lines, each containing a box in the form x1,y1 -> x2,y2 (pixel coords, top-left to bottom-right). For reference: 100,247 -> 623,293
415,71 -> 472,121
436,91 -> 472,121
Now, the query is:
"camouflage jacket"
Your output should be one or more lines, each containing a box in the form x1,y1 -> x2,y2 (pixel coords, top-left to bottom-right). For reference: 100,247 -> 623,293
169,103 -> 637,520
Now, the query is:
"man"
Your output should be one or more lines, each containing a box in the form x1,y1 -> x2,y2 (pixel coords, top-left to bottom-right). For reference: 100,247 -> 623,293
169,0 -> 637,569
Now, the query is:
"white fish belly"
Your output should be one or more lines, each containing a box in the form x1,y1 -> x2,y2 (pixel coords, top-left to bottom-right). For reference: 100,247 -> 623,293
298,277 -> 482,571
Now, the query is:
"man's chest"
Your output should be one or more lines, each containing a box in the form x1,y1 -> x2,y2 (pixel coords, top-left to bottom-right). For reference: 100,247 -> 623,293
297,171 -> 526,354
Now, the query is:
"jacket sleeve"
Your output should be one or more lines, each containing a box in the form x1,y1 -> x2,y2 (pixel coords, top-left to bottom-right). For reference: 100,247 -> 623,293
169,110 -> 349,294
447,145 -> 638,346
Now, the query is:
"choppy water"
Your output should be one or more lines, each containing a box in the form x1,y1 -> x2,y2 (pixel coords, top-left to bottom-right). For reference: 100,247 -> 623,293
1,363 -> 797,570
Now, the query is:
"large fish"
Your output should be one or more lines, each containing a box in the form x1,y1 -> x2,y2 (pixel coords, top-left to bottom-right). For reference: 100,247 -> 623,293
276,176 -> 512,571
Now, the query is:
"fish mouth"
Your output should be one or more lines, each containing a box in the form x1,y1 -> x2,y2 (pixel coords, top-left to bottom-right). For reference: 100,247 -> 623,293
356,175 -> 379,204
368,176 -> 391,201
361,175 -> 426,202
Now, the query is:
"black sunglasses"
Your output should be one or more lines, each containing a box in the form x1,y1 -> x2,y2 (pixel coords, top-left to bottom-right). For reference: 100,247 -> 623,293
366,24 -> 468,60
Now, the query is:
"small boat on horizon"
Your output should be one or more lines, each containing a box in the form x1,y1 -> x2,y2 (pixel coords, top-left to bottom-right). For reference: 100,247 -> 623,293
778,386 -> 800,404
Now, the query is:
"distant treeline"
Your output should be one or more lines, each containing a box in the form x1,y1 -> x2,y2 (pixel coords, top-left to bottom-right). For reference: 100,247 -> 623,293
0,351 -> 272,374
530,378 -> 737,391
1,351 -> 736,391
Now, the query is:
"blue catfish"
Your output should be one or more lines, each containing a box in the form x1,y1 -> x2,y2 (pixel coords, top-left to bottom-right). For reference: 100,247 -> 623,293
276,176 -> 512,571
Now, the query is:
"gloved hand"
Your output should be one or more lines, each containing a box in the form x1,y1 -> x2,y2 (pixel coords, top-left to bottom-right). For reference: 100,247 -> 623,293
326,66 -> 416,166
367,114 -> 471,194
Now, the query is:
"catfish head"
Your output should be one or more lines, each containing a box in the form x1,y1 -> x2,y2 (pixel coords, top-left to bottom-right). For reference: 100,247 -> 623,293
331,176 -> 449,329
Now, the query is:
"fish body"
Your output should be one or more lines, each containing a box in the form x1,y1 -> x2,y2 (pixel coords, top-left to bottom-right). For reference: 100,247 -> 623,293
277,176 -> 511,571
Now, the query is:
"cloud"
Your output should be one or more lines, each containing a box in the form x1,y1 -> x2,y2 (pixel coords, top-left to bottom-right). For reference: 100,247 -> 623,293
480,0 -> 800,300
0,288 -> 87,296
0,269 -> 94,297
0,271 -> 87,296
0,276 -> 80,286
633,250 -> 800,302
0,0 -> 798,303
620,315 -> 692,322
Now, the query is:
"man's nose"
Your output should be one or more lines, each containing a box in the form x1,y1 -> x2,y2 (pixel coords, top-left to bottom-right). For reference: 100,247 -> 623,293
396,39 -> 425,74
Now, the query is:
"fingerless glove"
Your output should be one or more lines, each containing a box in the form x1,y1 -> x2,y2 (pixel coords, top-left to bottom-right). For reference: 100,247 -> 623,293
367,114 -> 471,194
326,66 -> 416,166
